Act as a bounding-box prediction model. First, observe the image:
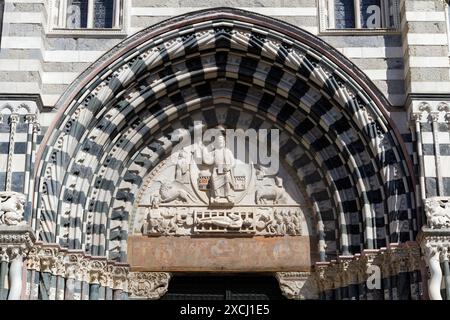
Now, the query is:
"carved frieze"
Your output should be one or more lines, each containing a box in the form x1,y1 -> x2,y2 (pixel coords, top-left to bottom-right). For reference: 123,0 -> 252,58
142,207 -> 303,236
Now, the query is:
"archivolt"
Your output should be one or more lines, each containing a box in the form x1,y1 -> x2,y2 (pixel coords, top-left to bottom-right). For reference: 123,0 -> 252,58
33,8 -> 416,263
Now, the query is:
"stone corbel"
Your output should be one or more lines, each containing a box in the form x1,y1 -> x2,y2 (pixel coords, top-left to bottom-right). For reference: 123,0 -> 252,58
275,272 -> 318,300
128,272 -> 171,300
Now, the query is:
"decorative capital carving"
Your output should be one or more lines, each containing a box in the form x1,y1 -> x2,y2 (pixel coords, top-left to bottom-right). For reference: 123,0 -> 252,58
24,243 -> 130,291
419,232 -> 450,263
9,113 -> 20,124
110,266 -> 129,291
418,102 -> 431,113
437,102 -> 450,112
0,226 -> 36,263
411,112 -> 422,122
128,272 -> 171,300
275,272 -> 318,300
429,112 -> 440,122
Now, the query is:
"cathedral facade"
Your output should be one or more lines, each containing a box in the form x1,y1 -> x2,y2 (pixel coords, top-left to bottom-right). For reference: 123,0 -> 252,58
0,0 -> 449,300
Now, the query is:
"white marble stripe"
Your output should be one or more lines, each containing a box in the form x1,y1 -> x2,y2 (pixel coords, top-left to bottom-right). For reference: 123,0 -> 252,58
0,59 -> 40,71
130,7 -> 318,16
363,69 -> 404,80
0,81 -> 40,92
405,11 -> 446,22
337,47 -> 403,58
2,12 -> 42,23
41,72 -> 80,84
1,36 -> 42,49
44,50 -> 104,62
408,56 -> 450,68
407,34 -> 448,45
410,81 -> 450,92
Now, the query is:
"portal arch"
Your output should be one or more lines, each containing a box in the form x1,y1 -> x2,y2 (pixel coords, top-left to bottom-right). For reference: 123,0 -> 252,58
33,8 -> 417,269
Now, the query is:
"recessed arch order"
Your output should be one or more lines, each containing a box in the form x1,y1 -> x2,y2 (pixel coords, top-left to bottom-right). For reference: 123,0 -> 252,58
33,8 -> 417,264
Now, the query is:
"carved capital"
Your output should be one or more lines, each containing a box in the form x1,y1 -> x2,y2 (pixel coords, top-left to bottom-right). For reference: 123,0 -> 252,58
437,102 -> 450,113
411,112 -> 422,122
275,272 -> 318,300
418,102 -> 431,113
111,265 -> 129,291
9,113 -> 19,124
88,260 -> 107,284
0,226 -> 36,261
25,243 -> 130,290
429,112 -> 440,122
128,272 -> 171,299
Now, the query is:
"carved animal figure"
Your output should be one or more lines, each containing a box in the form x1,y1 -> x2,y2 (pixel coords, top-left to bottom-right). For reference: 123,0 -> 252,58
255,177 -> 286,205
425,198 -> 450,229
0,191 -> 26,226
151,181 -> 196,207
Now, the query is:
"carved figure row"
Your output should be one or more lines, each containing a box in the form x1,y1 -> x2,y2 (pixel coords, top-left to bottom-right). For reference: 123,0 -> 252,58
142,207 -> 303,236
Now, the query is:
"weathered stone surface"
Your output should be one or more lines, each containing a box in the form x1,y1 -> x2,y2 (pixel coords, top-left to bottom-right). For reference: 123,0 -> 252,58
407,21 -> 447,34
410,68 -> 449,81
409,45 -> 448,57
128,235 -> 316,272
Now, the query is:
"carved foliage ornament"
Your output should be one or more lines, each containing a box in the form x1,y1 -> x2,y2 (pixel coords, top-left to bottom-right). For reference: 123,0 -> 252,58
275,272 -> 318,300
128,272 -> 171,300
25,243 -> 129,290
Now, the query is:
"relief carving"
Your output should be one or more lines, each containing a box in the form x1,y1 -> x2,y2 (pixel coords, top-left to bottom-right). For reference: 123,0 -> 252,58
425,198 -> 450,229
275,272 -> 318,300
0,192 -> 26,226
128,272 -> 171,300
138,125 -> 307,237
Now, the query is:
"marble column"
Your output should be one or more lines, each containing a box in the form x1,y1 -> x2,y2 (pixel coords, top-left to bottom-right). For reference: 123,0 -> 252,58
7,248 -> 23,300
